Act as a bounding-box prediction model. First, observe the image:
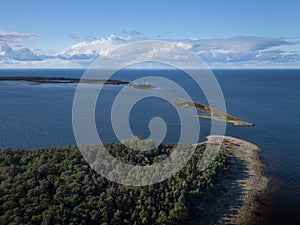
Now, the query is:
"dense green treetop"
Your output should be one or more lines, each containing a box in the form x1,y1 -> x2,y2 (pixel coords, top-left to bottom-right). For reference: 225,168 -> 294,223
0,143 -> 229,225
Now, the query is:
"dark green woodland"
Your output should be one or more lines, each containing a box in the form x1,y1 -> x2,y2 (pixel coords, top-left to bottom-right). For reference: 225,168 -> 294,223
0,143 -> 229,225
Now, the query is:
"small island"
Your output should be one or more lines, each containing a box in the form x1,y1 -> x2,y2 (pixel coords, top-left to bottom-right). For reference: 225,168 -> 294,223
0,76 -> 130,85
129,83 -> 156,91
174,97 -> 254,126
0,75 -> 157,90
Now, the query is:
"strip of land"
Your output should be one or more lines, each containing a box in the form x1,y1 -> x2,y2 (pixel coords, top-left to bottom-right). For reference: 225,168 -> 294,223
0,76 -> 129,85
0,75 -> 156,90
199,135 -> 268,224
174,97 -> 254,126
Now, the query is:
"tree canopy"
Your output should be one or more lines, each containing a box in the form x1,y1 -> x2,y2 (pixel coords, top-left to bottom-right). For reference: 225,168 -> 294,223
0,143 -> 229,225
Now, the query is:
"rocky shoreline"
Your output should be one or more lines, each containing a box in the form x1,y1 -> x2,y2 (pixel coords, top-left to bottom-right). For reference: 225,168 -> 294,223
200,135 -> 268,224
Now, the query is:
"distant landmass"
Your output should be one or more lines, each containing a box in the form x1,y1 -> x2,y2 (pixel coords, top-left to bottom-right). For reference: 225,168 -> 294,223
0,76 -> 130,85
0,76 -> 156,90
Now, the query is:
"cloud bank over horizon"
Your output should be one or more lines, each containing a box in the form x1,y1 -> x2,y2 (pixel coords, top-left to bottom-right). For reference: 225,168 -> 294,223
0,30 -> 299,68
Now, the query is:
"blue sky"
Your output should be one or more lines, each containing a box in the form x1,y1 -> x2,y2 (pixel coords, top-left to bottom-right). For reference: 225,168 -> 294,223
1,0 -> 300,68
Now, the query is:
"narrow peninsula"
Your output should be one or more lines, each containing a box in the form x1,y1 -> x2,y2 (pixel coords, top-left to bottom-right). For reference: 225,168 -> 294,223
174,97 -> 254,126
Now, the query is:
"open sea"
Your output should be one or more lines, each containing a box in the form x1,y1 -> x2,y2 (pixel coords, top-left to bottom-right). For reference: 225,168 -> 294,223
0,68 -> 300,224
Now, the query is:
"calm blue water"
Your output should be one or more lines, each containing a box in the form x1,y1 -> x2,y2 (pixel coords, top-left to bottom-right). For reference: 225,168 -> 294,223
0,68 -> 300,222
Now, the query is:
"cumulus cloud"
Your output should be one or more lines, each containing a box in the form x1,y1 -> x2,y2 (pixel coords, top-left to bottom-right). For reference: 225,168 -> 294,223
0,32 -> 300,68
183,36 -> 291,64
168,36 -> 300,67
54,35 -> 300,67
56,34 -> 128,60
0,44 -> 43,61
0,30 -> 38,44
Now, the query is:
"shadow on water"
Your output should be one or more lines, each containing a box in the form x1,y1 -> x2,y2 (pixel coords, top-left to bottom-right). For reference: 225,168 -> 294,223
257,179 -> 300,225
257,154 -> 300,225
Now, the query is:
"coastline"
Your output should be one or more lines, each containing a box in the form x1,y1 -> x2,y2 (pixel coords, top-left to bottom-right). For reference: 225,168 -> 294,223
195,115 -> 254,126
201,135 -> 268,224
174,98 -> 254,127
0,134 -> 269,224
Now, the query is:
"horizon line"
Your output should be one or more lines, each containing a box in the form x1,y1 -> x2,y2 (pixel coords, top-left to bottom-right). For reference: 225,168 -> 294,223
0,67 -> 300,70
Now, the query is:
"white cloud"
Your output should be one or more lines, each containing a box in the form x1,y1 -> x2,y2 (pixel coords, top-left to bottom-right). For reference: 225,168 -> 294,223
55,35 -> 299,68
0,32 -> 299,68
56,34 -> 128,60
0,44 -> 42,61
0,57 -> 82,68
0,30 -> 38,44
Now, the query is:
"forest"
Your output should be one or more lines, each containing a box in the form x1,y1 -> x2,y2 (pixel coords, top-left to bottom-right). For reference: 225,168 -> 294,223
0,142 -> 229,225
